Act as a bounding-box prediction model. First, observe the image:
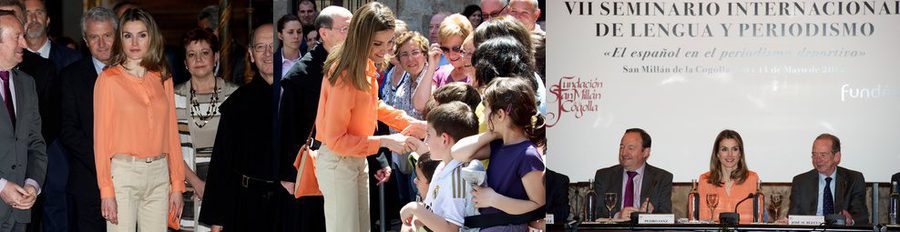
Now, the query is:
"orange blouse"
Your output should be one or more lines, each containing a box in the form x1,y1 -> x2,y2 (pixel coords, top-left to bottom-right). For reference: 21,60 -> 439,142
93,66 -> 185,198
315,60 -> 415,157
698,170 -> 759,224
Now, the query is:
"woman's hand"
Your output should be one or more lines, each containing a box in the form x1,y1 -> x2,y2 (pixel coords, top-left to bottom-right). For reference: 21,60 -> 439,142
169,192 -> 184,223
101,197 -> 118,224
374,166 -> 392,185
401,121 -> 427,139
380,134 -> 409,153
428,43 -> 442,68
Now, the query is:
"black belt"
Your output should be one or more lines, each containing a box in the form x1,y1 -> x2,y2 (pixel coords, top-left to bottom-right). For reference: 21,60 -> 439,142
238,174 -> 276,189
463,207 -> 545,228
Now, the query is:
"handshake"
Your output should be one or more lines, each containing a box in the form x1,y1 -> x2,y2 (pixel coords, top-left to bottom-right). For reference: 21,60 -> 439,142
1,181 -> 39,210
379,121 -> 429,154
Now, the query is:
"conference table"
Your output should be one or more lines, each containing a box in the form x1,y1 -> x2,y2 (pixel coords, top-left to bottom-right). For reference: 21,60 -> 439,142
548,222 -> 899,231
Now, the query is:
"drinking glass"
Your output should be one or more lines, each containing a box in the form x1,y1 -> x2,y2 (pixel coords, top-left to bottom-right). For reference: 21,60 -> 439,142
706,193 -> 719,223
604,193 -> 617,222
768,194 -> 783,222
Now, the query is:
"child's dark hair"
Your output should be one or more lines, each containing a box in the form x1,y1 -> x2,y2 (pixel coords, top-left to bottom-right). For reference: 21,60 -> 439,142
433,82 -> 481,112
483,77 -> 546,147
472,36 -> 538,95
416,153 -> 441,183
426,101 -> 479,142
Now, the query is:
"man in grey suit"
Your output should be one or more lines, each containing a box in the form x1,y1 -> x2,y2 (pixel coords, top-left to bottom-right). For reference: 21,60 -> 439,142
593,128 -> 673,219
0,10 -> 47,232
788,133 -> 868,225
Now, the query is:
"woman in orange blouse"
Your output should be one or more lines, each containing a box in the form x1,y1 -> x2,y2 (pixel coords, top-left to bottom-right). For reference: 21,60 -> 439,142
698,129 -> 759,224
314,2 -> 425,231
93,9 -> 184,231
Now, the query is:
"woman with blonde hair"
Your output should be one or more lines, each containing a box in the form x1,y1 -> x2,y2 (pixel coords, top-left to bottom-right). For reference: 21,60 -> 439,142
94,8 -> 184,231
316,2 -> 425,231
697,129 -> 760,224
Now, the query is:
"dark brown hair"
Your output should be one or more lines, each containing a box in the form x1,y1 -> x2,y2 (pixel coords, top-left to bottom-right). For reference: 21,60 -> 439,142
432,82 -> 481,113
483,77 -> 545,147
182,28 -> 219,52
109,8 -> 170,81
707,129 -> 749,187
416,153 -> 441,183
426,101 -> 478,143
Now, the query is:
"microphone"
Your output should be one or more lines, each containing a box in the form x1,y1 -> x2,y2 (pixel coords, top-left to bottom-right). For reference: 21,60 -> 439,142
734,193 -> 755,213
720,193 -> 755,225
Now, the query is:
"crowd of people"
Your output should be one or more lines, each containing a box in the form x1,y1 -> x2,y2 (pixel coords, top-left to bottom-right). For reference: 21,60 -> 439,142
275,0 -> 549,231
0,0 -> 550,231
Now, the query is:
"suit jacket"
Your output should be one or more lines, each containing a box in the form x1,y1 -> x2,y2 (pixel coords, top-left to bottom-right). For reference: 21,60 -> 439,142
788,167 -> 869,224
278,42 -> 326,181
49,41 -> 82,71
18,51 -> 59,144
0,69 -> 48,223
592,163 -> 673,217
58,57 -> 100,199
545,169 -> 570,223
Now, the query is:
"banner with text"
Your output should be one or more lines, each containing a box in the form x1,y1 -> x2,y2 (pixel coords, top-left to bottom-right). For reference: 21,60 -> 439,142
547,0 -> 900,182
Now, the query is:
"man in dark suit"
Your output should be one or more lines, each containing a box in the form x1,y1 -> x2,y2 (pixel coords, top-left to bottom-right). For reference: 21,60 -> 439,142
788,133 -> 868,225
278,6 -> 352,231
22,1 -> 80,230
23,0 -> 80,70
0,0 -> 57,145
58,7 -> 115,232
0,10 -> 48,231
545,169 -> 569,224
593,128 -> 673,220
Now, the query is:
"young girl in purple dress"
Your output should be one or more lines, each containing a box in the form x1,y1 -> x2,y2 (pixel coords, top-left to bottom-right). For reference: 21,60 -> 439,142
451,77 -> 545,231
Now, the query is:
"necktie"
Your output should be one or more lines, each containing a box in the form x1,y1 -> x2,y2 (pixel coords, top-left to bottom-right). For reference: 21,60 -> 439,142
624,171 -> 638,208
824,177 -> 834,215
1,71 -> 14,127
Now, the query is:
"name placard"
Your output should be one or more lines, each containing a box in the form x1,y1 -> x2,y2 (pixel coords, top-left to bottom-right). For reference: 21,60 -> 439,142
788,215 -> 825,225
638,214 -> 675,224
545,214 -> 554,224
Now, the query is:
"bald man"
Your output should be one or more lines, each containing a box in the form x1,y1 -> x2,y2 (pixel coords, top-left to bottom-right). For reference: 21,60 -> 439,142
199,24 -> 288,232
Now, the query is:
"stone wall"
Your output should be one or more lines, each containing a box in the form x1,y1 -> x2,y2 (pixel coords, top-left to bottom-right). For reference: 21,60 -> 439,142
384,0 -> 478,38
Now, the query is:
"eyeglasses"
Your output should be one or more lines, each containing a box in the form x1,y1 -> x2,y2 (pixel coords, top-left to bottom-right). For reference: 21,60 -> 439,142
397,50 -> 423,59
252,43 -> 274,53
325,26 -> 350,33
481,3 -> 509,19
440,46 -> 463,54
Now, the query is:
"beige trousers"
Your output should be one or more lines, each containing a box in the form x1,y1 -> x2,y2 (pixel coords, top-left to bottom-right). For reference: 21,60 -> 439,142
315,145 -> 370,232
107,156 -> 170,232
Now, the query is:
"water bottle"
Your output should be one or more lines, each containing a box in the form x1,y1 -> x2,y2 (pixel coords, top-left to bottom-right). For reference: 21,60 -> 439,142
687,179 -> 700,222
585,179 -> 597,222
753,179 -> 765,223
